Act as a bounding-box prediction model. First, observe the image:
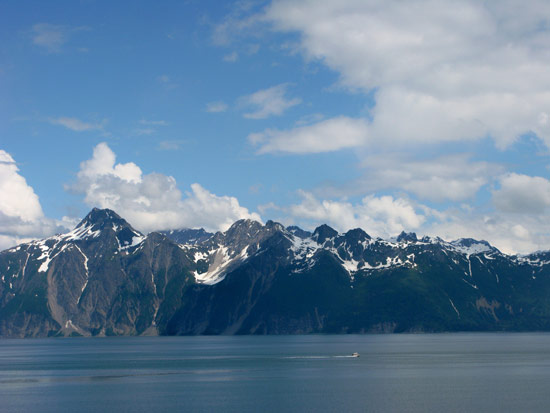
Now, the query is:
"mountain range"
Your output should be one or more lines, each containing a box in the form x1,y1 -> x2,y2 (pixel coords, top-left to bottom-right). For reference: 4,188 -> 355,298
1,208 -> 550,337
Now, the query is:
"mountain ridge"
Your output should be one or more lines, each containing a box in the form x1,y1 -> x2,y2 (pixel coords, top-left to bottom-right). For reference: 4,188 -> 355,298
1,208 -> 550,337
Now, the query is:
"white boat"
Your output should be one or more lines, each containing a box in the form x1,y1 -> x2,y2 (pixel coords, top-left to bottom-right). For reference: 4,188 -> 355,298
351,352 -> 360,358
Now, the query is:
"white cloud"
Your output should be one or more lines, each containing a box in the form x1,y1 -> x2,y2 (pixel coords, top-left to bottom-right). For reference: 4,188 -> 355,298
288,190 -> 425,238
323,153 -> 501,202
0,150 -> 69,250
206,101 -> 229,113
212,1 -> 263,46
241,84 -> 301,119
412,171 -> 550,253
0,151 -> 43,222
77,143 -> 142,183
69,143 -> 261,233
493,173 -> 550,213
31,23 -> 88,53
264,0 -> 550,148
281,188 -> 550,254
48,117 -> 104,132
248,116 -> 368,154
427,210 -> 550,255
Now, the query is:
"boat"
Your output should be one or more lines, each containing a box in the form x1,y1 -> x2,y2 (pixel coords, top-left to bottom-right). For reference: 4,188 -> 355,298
351,352 -> 360,358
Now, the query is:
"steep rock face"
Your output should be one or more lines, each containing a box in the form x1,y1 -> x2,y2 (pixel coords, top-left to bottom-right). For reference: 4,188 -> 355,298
0,209 -> 196,337
2,208 -> 550,337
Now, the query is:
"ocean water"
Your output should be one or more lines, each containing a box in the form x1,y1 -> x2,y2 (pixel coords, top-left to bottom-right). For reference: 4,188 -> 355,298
1,333 -> 550,412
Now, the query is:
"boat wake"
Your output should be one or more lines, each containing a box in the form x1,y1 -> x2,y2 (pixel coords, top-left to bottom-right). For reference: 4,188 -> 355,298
283,354 -> 359,359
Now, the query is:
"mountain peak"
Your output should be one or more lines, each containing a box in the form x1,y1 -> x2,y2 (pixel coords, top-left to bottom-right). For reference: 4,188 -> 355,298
225,219 -> 263,234
67,208 -> 142,244
313,224 -> 338,243
397,231 -> 417,243
77,208 -> 123,228
452,238 -> 491,248
344,228 -> 371,242
450,238 -> 494,255
265,220 -> 286,232
287,225 -> 312,239
217,219 -> 264,247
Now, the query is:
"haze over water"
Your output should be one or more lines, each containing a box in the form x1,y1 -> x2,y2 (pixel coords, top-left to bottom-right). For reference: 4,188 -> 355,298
1,333 -> 550,412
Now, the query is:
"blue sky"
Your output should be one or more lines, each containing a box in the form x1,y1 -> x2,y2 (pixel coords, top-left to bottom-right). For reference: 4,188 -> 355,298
1,0 -> 550,254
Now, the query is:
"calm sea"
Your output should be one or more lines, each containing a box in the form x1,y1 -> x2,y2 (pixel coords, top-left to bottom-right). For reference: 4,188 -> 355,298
1,333 -> 550,412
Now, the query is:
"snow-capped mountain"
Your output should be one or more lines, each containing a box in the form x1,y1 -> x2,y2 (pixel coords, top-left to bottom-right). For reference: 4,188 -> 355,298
1,208 -> 550,337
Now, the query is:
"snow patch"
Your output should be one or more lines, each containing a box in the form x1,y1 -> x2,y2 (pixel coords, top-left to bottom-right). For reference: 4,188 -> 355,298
63,224 -> 101,241
449,241 -> 492,256
193,245 -> 250,285
341,258 -> 360,273
119,234 -> 145,251
38,244 -> 69,273
516,256 -> 550,267
73,244 -> 89,304
291,236 -> 320,261
449,298 -> 460,318
19,252 -> 30,279
193,251 -> 208,262
462,278 -> 478,289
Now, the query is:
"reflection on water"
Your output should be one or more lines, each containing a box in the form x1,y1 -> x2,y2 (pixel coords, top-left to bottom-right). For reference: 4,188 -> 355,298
2,333 -> 550,412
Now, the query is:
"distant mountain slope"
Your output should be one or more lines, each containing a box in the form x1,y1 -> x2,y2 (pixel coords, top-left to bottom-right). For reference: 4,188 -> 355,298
1,208 -> 550,337
161,228 -> 213,245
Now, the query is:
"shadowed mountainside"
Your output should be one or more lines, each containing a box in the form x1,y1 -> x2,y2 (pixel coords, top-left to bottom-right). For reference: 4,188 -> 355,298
1,208 -> 550,337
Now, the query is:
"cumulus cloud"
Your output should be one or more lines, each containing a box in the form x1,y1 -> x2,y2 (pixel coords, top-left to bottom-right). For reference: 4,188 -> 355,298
281,188 -> 550,254
322,154 -> 501,202
48,117 -> 104,132
406,170 -> 550,253
0,152 -> 43,222
0,150 -> 69,250
249,116 -> 368,154
263,0 -> 550,148
427,210 -> 550,255
288,190 -> 425,238
69,143 -> 260,233
493,173 -> 550,214
77,143 -> 142,183
240,84 -> 301,119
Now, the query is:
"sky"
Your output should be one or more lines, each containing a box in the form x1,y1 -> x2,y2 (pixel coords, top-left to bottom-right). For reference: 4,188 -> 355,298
1,0 -> 550,254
